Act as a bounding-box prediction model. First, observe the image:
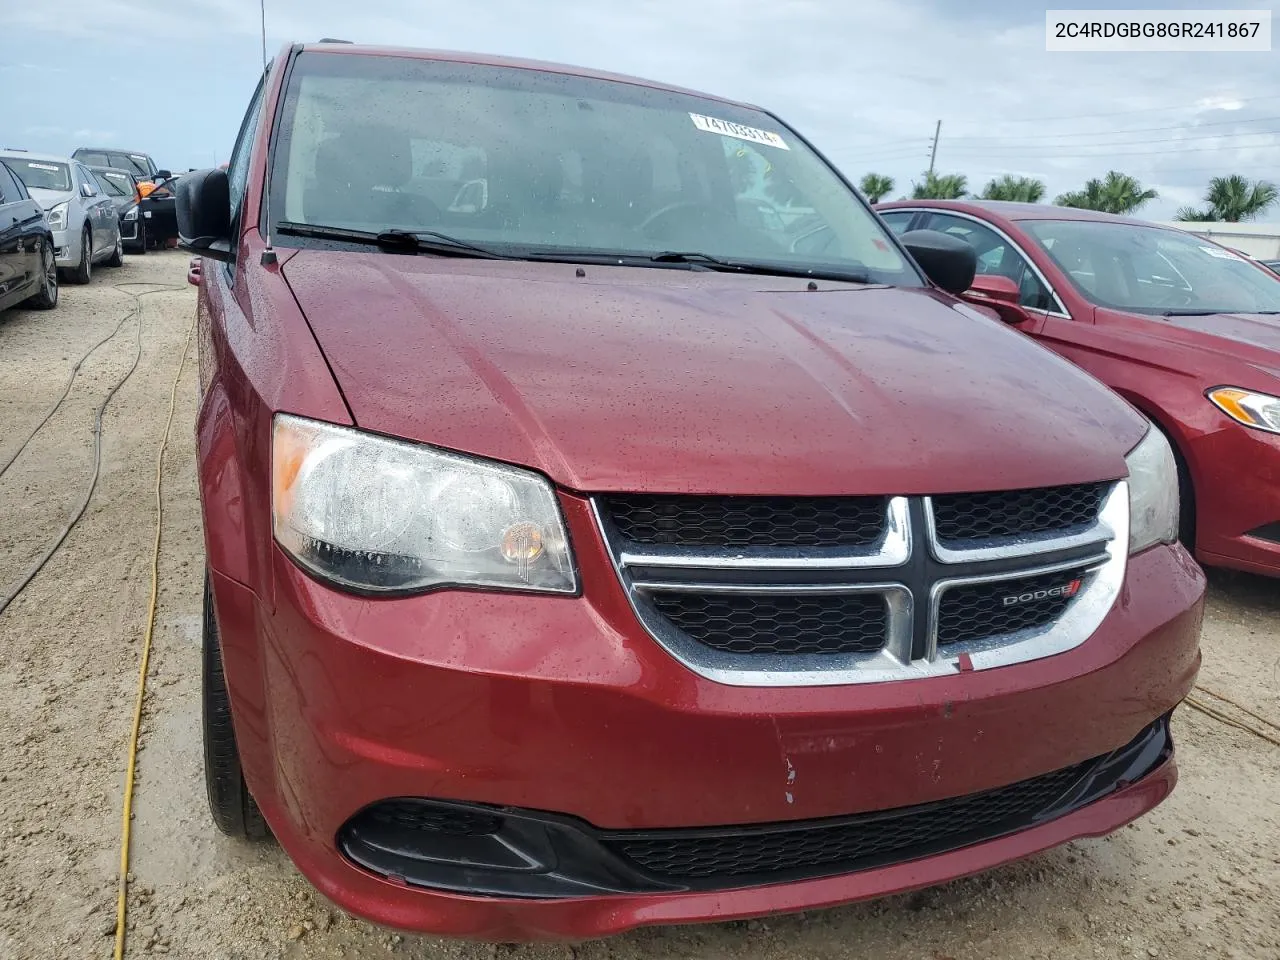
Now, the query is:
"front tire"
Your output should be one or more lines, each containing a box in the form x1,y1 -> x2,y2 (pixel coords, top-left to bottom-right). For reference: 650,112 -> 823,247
24,239 -> 58,310
68,227 -> 92,284
106,232 -> 124,267
203,572 -> 270,841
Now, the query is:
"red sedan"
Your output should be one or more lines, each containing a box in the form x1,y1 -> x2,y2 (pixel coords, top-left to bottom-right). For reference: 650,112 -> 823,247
879,201 -> 1280,578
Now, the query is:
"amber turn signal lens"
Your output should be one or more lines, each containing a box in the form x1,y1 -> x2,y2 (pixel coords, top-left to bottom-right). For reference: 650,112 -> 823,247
501,522 -> 545,563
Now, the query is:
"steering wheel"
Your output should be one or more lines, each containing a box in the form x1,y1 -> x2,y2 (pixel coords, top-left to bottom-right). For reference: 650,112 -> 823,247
639,201 -> 735,238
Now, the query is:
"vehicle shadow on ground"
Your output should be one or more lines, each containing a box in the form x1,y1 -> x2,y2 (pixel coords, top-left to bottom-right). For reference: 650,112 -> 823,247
1204,568 -> 1280,615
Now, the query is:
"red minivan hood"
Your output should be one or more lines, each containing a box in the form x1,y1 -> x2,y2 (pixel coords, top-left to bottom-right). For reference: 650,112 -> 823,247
282,252 -> 1146,495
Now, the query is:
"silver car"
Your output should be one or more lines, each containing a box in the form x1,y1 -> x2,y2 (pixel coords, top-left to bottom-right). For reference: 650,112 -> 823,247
0,150 -> 123,283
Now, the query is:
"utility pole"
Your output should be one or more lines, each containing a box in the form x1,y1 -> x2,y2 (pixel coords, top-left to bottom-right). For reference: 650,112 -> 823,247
927,120 -> 941,176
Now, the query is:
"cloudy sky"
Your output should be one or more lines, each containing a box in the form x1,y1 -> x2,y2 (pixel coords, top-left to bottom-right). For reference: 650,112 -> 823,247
2,0 -> 1277,219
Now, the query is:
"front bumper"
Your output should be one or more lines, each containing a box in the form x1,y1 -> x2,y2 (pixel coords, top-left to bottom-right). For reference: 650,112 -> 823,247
51,228 -> 72,267
208,525 -> 1203,939
1188,420 -> 1280,576
141,197 -> 177,241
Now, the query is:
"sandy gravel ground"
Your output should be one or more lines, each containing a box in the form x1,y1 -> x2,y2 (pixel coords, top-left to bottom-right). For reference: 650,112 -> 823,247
0,251 -> 1277,960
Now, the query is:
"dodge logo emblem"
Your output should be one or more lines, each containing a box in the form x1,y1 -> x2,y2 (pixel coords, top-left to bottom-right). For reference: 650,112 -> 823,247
1001,578 -> 1083,607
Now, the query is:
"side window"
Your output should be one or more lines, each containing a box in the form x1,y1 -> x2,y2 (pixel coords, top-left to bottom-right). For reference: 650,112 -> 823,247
924,212 -> 1054,311
75,164 -> 99,195
227,76 -> 268,226
878,211 -> 914,236
0,163 -> 18,203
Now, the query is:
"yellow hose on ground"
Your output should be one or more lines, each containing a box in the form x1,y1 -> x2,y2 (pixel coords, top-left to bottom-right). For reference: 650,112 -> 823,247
113,308 -> 196,960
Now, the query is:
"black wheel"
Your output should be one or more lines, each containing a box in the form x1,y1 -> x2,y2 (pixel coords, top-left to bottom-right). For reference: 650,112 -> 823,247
24,239 -> 58,309
68,227 -> 92,284
106,232 -> 124,267
203,572 -> 270,840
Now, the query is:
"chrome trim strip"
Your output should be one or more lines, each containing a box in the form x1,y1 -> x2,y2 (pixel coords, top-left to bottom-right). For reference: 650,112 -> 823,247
609,497 -> 911,571
923,488 -> 1116,564
631,581 -> 903,595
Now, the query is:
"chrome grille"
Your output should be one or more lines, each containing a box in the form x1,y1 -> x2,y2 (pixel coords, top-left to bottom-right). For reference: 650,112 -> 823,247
930,483 -> 1109,543
601,494 -> 888,547
936,564 -> 1094,647
594,482 -> 1128,687
647,591 -> 888,656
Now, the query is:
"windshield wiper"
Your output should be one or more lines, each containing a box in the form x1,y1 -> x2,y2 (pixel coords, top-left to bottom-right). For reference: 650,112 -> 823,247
1160,309 -> 1217,316
276,221 -> 513,260
649,251 -> 873,285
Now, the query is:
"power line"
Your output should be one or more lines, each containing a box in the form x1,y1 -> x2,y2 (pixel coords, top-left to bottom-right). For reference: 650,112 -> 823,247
944,131 -> 1280,156
940,113 -> 1280,144
840,127 -> 1279,164
943,92 -> 1280,127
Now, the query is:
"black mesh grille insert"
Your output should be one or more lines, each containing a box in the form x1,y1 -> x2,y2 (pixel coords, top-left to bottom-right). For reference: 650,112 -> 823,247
362,800 -> 504,837
601,495 -> 888,548
937,567 -> 1091,647
931,483 -> 1107,543
605,756 -> 1091,882
647,592 -> 887,655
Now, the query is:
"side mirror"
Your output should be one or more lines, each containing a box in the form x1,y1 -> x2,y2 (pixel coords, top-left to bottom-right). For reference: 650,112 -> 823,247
176,167 -> 232,262
156,169 -> 173,180
80,182 -> 96,198
899,230 -> 976,295
963,274 -> 1030,324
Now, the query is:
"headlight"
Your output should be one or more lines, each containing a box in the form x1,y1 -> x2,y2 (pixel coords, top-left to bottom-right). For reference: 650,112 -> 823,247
46,201 -> 68,231
123,205 -> 139,221
272,415 -> 577,594
1207,387 -> 1280,435
1125,427 -> 1179,554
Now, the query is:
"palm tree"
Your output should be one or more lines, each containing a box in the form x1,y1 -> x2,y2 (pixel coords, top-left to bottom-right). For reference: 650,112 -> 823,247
1055,171 -> 1158,214
1174,175 -> 1278,222
911,171 -> 968,200
1173,207 -> 1216,222
980,175 -> 1046,203
859,173 -> 895,204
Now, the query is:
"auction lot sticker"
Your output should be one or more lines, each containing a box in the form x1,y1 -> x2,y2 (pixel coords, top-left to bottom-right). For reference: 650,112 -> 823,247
690,113 -> 790,150
1047,9 -> 1271,51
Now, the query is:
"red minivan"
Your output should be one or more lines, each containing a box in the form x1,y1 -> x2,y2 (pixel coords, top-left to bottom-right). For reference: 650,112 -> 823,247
877,200 -> 1280,578
178,44 -> 1204,941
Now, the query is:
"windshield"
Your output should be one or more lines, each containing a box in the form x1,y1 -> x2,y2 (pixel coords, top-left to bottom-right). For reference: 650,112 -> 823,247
117,153 -> 155,177
1026,219 -> 1280,315
268,53 -> 919,285
7,158 -> 72,193
94,170 -> 134,198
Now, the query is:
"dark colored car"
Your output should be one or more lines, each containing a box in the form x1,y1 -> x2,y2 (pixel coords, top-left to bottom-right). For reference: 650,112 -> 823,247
72,146 -> 163,181
0,160 -> 57,311
89,166 -> 147,253
878,200 -> 1280,578
177,43 -> 1204,941
73,147 -> 179,247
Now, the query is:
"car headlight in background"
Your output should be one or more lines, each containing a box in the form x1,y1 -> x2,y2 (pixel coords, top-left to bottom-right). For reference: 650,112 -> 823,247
1125,427 -> 1179,554
1207,387 -> 1280,436
272,415 -> 577,594
46,201 -> 68,231
123,205 -> 139,221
